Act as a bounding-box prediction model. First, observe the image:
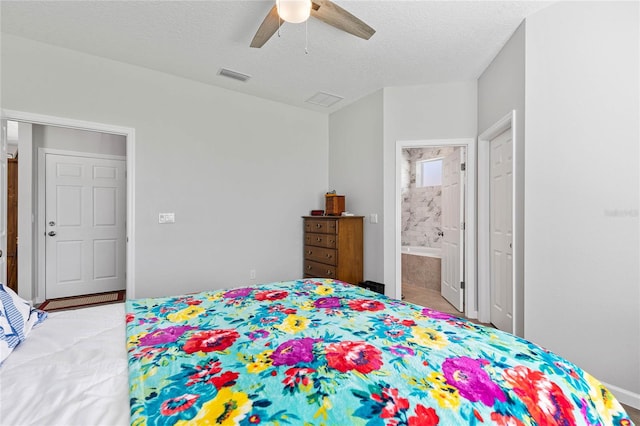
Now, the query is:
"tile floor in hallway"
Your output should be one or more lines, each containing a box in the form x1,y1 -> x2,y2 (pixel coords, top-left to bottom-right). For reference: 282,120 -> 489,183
402,285 -> 640,423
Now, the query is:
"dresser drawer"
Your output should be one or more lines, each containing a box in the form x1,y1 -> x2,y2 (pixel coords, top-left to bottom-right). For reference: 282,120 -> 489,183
304,233 -> 337,248
303,260 -> 337,279
304,245 -> 337,265
305,219 -> 337,234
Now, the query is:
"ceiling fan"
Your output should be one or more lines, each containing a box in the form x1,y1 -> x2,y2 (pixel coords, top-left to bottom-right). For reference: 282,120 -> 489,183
250,0 -> 375,48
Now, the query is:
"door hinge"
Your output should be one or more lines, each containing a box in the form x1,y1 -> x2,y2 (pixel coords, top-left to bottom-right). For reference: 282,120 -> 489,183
460,281 -> 465,289
460,163 -> 466,171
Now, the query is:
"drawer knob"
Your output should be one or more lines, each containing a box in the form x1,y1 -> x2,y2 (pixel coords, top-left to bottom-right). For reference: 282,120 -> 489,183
326,254 -> 332,258
327,270 -> 333,275
329,240 -> 335,244
316,224 -> 322,228
306,250 -> 312,255
307,265 -> 312,270
316,237 -> 322,242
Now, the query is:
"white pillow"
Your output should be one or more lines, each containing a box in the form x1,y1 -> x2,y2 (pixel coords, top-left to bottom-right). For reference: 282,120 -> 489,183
0,284 -> 47,364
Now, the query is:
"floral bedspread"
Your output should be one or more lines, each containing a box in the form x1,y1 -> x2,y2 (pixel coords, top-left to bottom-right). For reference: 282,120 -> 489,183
126,279 -> 632,426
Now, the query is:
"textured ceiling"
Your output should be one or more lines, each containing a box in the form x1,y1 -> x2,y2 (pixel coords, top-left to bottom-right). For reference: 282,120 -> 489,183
0,1 -> 551,113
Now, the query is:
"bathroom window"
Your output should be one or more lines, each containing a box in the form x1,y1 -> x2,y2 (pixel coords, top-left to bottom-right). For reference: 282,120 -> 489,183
416,158 -> 442,187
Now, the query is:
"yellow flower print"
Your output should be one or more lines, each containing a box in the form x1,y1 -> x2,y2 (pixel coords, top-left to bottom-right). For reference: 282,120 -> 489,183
313,396 -> 333,421
127,332 -> 147,349
409,326 -> 449,349
176,387 -> 252,426
299,301 -> 316,311
585,372 -> 623,424
244,350 -> 274,374
275,314 -> 309,334
207,292 -> 223,302
426,372 -> 460,409
314,285 -> 334,295
167,306 -> 205,323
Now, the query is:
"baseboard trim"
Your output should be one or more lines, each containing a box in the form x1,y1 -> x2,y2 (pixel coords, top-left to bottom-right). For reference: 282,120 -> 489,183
603,381 -> 640,409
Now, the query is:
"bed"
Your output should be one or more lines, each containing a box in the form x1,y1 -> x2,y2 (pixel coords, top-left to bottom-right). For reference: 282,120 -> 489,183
0,279 -> 634,425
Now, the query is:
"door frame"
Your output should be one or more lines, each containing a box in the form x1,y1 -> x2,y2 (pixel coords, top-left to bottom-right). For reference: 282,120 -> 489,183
0,121 -> 7,287
0,109 -> 136,302
39,149 -> 127,300
395,138 -> 477,318
478,110 -> 523,335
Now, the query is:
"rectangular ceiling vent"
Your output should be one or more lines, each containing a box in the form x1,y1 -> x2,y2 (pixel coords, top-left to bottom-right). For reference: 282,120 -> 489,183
306,92 -> 344,107
218,68 -> 251,82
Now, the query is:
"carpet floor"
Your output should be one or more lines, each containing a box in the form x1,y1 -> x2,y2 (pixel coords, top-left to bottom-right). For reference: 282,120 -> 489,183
38,290 -> 126,312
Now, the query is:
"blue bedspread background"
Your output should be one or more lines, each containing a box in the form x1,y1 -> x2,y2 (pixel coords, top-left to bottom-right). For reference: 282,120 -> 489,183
126,279 -> 632,425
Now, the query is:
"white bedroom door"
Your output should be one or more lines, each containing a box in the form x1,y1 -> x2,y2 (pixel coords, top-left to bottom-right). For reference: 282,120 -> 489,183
441,148 -> 464,312
45,153 -> 126,299
489,129 -> 513,332
0,121 -> 7,287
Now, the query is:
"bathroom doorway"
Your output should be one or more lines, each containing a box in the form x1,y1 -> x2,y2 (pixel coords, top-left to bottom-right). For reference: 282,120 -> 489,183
395,138 -> 477,318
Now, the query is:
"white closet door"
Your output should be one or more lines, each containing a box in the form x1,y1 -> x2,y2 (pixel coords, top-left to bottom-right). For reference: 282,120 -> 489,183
45,154 -> 126,299
441,148 -> 464,312
489,129 -> 513,332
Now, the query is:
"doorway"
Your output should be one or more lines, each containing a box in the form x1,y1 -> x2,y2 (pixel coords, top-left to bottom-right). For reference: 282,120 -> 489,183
1,121 -> 20,291
1,110 -> 136,304
395,138 -> 477,319
7,157 -> 18,292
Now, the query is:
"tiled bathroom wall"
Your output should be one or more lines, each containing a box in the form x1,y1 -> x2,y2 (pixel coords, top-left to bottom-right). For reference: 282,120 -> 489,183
401,146 -> 456,247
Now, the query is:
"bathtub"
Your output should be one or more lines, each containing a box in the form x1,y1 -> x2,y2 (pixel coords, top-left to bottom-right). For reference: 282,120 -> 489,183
401,246 -> 441,290
401,246 -> 442,259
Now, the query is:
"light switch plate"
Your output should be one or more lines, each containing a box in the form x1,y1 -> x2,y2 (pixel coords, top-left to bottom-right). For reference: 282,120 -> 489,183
370,213 -> 378,224
159,213 -> 175,224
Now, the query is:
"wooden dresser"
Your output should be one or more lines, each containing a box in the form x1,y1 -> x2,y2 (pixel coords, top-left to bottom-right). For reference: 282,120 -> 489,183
303,216 -> 363,284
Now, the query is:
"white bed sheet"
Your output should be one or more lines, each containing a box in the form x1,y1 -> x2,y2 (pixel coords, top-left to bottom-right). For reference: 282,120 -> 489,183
0,303 -> 129,426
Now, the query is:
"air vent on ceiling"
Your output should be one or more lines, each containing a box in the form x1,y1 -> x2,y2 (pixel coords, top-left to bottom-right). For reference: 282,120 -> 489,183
306,92 -> 344,107
218,68 -> 251,82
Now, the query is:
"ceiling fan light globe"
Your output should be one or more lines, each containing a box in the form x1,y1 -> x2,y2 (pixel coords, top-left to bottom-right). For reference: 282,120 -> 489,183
277,0 -> 312,23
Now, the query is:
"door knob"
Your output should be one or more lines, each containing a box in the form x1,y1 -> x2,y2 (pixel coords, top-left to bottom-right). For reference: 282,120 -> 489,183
48,231 -> 57,237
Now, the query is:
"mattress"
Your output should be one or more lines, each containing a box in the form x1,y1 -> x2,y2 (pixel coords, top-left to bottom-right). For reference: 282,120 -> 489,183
0,303 -> 129,426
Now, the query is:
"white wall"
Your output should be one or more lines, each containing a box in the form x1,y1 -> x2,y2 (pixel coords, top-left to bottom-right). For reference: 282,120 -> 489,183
383,82 -> 478,298
525,1 -> 639,404
477,23 -> 526,335
33,125 -> 126,156
328,90 -> 384,283
1,34 -> 329,299
478,22 -> 526,134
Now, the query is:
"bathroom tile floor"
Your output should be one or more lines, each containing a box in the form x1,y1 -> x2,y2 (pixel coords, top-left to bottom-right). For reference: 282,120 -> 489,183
402,285 -> 640,424
402,284 -> 492,327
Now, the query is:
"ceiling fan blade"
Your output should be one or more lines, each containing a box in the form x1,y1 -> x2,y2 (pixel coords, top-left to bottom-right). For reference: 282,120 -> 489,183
250,5 -> 284,48
311,0 -> 375,40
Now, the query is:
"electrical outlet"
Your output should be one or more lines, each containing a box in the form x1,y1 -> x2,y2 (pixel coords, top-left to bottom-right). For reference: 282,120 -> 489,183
370,213 -> 378,224
250,269 -> 256,280
159,213 -> 175,224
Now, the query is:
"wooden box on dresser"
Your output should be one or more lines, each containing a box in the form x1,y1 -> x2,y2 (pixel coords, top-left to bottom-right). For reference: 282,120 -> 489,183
303,216 -> 364,284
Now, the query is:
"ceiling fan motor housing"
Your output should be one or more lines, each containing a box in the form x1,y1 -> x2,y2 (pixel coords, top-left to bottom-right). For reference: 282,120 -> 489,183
276,0 -> 312,24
